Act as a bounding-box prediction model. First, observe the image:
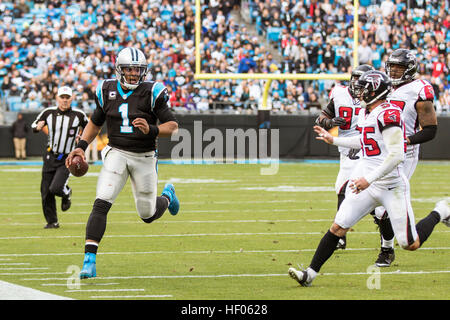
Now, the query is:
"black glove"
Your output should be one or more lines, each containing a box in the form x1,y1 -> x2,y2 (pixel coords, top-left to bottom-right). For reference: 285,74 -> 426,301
348,148 -> 360,160
316,116 -> 347,129
330,117 -> 347,127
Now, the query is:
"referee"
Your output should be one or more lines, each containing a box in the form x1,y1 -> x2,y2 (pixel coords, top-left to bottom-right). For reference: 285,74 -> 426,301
32,86 -> 89,229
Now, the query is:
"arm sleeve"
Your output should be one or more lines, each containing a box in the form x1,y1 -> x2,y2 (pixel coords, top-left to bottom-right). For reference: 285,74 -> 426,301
364,126 -> 404,184
332,135 -> 361,149
315,100 -> 336,129
407,125 -> 437,145
322,99 -> 336,118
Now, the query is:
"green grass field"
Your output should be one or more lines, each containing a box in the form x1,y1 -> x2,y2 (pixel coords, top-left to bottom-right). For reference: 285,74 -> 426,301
0,161 -> 449,300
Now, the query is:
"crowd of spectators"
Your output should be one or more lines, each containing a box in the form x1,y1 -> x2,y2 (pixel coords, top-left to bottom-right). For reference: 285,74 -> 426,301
0,0 -> 449,121
249,0 -> 449,113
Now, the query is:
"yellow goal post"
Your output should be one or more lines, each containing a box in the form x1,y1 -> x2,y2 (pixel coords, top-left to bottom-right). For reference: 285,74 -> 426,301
193,0 -> 360,110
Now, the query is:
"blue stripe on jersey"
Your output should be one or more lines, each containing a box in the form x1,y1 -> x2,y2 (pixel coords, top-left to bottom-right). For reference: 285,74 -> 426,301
117,81 -> 134,100
96,80 -> 105,108
151,82 -> 166,109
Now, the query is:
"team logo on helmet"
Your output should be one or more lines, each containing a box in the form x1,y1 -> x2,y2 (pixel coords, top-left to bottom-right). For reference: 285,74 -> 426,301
366,73 -> 383,91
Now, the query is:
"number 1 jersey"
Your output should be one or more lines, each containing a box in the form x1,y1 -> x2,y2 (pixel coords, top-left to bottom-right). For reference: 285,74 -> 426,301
91,79 -> 177,153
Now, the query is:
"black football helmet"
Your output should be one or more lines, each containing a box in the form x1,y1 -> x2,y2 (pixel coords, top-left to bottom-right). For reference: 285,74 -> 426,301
349,64 -> 375,98
353,70 -> 392,107
386,49 -> 418,86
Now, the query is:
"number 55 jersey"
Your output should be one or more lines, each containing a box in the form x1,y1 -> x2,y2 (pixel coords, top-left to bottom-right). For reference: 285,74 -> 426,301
355,102 -> 406,187
91,79 -> 177,153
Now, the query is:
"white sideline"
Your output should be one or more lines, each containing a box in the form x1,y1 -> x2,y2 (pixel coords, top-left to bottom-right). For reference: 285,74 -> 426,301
0,280 -> 73,300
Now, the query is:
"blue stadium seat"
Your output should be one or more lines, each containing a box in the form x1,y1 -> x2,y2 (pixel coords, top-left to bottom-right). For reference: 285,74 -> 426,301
267,27 -> 282,42
23,13 -> 35,19
161,10 -> 172,22
7,97 -> 26,112
28,68 -> 43,77
255,16 -> 262,35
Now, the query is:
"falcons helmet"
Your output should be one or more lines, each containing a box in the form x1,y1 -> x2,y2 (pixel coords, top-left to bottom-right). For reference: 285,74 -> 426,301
385,48 -> 418,86
353,70 -> 392,107
349,64 -> 375,98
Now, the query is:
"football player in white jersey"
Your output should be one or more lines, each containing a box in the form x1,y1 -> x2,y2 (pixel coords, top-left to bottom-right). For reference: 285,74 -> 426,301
288,71 -> 449,287
315,64 -> 374,249
372,49 -> 438,267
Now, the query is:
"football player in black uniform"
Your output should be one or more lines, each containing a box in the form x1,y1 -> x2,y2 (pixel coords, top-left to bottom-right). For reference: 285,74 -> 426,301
66,47 -> 180,279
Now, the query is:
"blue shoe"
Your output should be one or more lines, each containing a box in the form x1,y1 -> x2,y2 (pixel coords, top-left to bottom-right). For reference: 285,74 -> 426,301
79,252 -> 97,279
161,183 -> 180,215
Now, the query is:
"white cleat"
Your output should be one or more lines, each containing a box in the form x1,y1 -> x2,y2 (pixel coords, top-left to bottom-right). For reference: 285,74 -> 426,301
434,199 -> 450,227
288,267 -> 315,287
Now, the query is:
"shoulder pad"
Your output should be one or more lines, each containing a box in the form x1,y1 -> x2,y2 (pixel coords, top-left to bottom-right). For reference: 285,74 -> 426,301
95,80 -> 106,108
151,82 -> 168,109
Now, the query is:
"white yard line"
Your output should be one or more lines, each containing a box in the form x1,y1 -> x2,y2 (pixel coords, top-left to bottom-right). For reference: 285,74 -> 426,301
4,219 -> 336,227
0,231 -> 356,240
65,288 -> 145,293
1,246 -> 449,259
90,294 -> 172,299
0,280 -> 73,300
0,272 -> 68,276
1,208 -> 333,214
0,230 -> 448,241
42,283 -> 120,287
19,270 -> 450,282
0,268 -> 49,270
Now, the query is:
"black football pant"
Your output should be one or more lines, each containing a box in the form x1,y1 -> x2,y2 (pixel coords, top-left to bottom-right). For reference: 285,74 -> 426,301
41,152 -> 70,224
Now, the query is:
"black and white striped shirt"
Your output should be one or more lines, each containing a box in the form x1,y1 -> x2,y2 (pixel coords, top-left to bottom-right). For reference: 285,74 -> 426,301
32,106 -> 89,155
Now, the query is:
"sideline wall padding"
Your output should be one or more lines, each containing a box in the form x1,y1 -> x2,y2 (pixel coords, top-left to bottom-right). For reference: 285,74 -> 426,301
0,113 -> 449,160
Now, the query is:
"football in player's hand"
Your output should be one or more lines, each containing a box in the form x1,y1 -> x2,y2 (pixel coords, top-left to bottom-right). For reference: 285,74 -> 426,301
69,155 -> 89,177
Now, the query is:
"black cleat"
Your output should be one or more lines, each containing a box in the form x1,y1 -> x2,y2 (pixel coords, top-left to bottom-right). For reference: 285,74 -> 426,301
61,189 -> 72,212
44,222 -> 60,229
375,247 -> 395,267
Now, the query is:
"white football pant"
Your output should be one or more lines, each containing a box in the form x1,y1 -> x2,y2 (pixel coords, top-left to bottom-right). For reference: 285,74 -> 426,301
96,146 -> 158,220
374,155 -> 419,219
335,152 -> 361,194
335,174 -> 418,248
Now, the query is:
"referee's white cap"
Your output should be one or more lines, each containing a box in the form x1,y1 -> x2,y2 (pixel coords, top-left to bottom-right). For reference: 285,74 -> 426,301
57,86 -> 73,97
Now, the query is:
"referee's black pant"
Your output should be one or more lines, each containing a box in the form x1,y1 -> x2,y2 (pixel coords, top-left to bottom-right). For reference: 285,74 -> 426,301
41,152 -> 71,224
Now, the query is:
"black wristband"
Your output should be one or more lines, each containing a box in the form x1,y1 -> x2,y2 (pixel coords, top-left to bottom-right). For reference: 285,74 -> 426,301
149,125 -> 159,137
407,125 -> 437,145
76,139 -> 89,151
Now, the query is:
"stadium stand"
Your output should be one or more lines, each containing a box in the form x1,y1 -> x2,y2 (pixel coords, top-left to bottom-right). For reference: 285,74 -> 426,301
0,0 -> 448,123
